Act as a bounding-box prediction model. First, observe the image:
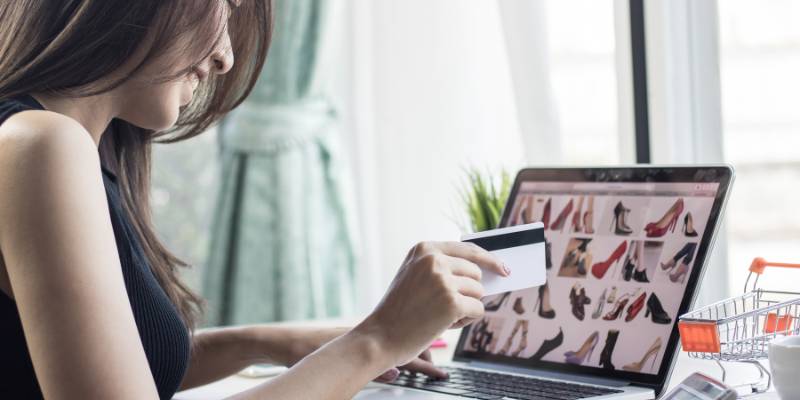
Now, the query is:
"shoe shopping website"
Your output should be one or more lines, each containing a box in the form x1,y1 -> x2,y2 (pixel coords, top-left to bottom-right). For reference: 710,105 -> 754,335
463,180 -> 720,375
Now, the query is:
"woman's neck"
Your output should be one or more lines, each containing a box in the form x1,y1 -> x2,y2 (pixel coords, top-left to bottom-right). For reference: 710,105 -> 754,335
29,92 -> 119,147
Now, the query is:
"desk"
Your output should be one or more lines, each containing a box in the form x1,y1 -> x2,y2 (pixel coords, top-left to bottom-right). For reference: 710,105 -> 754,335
175,329 -> 779,399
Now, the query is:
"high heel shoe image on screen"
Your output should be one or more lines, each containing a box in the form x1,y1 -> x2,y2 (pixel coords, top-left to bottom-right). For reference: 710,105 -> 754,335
645,293 -> 672,324
683,212 -> 699,237
483,292 -> 511,312
542,198 -> 552,230
622,337 -> 663,373
550,198 -> 574,232
610,201 -> 634,235
533,283 -> 556,319
599,330 -> 620,370
625,290 -> 647,322
583,195 -> 595,234
591,240 -> 627,279
644,198 -> 684,238
569,283 -> 591,321
660,242 -> 698,283
529,328 -> 564,361
564,331 -> 600,365
571,195 -> 584,233
603,293 -> 630,321
591,288 -> 607,320
498,320 -> 529,357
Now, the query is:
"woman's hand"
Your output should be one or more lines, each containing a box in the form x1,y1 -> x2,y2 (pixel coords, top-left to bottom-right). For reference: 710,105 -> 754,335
374,348 -> 447,382
356,241 -> 509,368
284,327 -> 448,381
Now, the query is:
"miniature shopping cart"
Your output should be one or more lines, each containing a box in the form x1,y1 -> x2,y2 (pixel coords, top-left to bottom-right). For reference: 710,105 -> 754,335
678,258 -> 800,394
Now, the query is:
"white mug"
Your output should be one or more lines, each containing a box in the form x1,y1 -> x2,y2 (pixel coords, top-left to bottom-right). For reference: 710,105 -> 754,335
769,335 -> 800,399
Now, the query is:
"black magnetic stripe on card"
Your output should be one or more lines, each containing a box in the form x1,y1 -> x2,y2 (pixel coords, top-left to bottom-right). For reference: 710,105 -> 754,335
463,229 -> 545,252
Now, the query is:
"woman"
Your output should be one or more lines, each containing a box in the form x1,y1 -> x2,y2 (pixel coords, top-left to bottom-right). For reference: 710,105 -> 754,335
0,1 -> 508,399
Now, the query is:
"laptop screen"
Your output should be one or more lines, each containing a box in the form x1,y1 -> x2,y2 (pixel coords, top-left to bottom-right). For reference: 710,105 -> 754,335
453,167 -> 733,389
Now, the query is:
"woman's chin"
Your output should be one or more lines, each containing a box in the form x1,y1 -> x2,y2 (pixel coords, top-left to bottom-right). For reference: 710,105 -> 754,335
128,111 -> 180,132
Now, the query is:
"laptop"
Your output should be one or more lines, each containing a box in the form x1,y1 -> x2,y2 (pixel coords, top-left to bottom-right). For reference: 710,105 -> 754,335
356,166 -> 734,400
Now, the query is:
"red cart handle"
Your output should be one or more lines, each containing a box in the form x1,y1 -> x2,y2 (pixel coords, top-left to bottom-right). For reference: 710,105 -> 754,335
749,257 -> 800,275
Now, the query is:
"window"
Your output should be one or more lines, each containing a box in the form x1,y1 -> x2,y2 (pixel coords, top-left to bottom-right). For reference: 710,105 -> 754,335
151,130 -> 219,289
545,0 -> 623,164
717,0 -> 800,293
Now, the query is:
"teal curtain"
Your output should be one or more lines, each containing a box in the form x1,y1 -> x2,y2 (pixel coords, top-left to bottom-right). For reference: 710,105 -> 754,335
202,0 -> 356,325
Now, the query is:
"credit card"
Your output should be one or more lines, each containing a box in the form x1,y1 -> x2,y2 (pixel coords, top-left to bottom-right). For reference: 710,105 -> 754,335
461,222 -> 546,297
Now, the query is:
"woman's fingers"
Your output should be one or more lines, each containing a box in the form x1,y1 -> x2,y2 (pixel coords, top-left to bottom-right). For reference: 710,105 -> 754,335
374,368 -> 401,383
453,275 -> 484,299
419,349 -> 432,362
450,317 -> 477,329
457,295 -> 485,320
434,242 -> 508,277
401,357 -> 448,380
445,255 -> 482,281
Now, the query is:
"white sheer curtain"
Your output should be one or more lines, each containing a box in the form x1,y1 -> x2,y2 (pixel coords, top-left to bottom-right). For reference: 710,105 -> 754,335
643,0 -> 728,306
497,0 -> 562,164
335,0 -> 559,311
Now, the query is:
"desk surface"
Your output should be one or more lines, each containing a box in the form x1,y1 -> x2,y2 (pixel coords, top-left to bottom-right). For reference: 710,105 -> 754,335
175,328 -> 779,399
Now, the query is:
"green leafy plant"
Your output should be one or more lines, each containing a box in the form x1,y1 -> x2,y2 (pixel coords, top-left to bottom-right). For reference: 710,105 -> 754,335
460,168 -> 512,233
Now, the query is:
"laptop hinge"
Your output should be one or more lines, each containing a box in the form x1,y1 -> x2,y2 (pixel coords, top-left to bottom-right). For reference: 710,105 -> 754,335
459,361 -> 634,388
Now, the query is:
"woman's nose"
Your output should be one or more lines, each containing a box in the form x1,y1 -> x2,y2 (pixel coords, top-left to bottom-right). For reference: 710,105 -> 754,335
210,35 -> 234,75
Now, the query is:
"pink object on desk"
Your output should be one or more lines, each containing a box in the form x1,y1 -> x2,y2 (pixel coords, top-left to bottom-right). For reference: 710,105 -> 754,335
430,338 -> 447,349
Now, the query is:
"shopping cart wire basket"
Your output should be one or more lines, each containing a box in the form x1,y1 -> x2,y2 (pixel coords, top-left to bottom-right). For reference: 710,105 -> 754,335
678,258 -> 800,394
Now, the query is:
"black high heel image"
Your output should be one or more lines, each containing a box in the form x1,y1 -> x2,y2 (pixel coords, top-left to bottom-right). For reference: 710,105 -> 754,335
633,268 -> 649,283
529,328 -> 564,361
683,213 -> 698,237
483,292 -> 510,312
610,201 -> 633,235
533,284 -> 556,319
599,330 -> 619,370
632,242 -> 649,282
622,244 -> 636,281
645,293 -> 672,324
575,239 -> 591,276
545,239 -> 553,270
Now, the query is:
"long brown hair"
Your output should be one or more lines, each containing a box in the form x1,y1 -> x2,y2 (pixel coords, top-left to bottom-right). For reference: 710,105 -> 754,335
0,0 -> 273,329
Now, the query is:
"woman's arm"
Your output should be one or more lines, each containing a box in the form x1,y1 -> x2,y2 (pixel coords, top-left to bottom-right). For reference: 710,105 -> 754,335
182,323 -> 447,390
180,325 -> 348,390
222,241 -> 507,400
0,111 -> 161,399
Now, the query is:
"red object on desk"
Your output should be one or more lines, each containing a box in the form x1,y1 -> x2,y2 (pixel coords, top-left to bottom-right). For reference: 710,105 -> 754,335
430,338 -> 447,349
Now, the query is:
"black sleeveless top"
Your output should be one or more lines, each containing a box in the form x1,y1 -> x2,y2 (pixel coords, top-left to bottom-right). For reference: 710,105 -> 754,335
0,95 -> 191,399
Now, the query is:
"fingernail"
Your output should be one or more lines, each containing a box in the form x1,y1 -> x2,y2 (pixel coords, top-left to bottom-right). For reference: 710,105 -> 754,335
385,368 -> 400,381
503,264 -> 511,276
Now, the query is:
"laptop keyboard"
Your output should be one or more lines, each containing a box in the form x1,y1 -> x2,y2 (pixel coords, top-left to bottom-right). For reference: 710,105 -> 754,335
386,366 -> 624,399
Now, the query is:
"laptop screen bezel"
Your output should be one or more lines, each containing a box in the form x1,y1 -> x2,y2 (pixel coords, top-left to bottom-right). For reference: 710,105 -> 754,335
451,165 -> 734,395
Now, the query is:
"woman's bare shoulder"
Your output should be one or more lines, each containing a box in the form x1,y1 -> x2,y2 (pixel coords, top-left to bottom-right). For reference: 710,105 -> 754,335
0,110 -> 101,192
0,109 -> 97,162
0,109 -> 104,240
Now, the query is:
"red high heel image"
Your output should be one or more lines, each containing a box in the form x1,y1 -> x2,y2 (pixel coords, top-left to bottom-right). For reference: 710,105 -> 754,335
603,294 -> 630,321
625,290 -> 646,322
550,198 -> 574,232
591,241 -> 628,279
644,198 -> 684,238
542,198 -> 552,230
